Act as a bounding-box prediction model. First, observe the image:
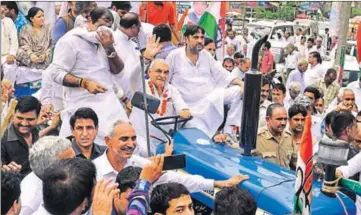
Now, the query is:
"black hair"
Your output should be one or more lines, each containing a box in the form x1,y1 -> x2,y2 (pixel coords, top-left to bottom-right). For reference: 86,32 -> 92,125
288,104 -> 307,119
234,52 -> 244,59
331,111 -> 356,138
297,28 -> 302,32
43,158 -> 96,215
119,12 -> 140,29
223,58 -> 235,66
325,28 -> 329,31
301,36 -> 306,40
1,171 -> 21,215
325,111 -> 338,126
115,166 -> 142,193
89,7 -> 114,24
264,41 -> 271,49
326,68 -> 337,76
272,83 -> 286,94
304,86 -> 321,101
153,24 -> 172,43
183,24 -> 205,37
309,51 -> 322,64
15,96 -> 41,116
111,1 -> 132,11
262,76 -> 270,87
26,7 -> 44,23
214,187 -> 257,215
150,183 -> 191,214
70,107 -> 99,129
266,103 -> 284,117
307,37 -> 315,43
204,37 -> 214,46
1,1 -> 19,14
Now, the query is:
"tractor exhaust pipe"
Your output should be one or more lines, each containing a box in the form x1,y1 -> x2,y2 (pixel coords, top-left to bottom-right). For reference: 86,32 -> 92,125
240,35 -> 268,156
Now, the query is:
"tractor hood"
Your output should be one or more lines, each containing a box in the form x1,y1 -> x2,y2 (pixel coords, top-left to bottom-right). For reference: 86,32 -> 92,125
158,128 -> 356,214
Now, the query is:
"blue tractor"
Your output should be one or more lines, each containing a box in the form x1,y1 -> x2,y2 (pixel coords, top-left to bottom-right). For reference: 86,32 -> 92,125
133,35 -> 357,215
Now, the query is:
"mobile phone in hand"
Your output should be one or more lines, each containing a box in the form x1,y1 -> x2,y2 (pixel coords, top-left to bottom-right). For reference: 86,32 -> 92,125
163,154 -> 186,171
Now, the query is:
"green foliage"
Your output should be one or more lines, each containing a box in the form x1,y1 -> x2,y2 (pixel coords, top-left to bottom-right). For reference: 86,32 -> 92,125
351,8 -> 361,18
255,6 -> 295,21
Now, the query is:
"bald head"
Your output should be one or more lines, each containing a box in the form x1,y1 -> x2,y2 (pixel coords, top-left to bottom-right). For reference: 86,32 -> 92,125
119,12 -> 140,29
149,59 -> 169,89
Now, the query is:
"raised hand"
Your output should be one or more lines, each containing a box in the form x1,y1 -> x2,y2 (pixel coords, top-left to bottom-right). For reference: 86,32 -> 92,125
143,34 -> 162,60
92,179 -> 120,215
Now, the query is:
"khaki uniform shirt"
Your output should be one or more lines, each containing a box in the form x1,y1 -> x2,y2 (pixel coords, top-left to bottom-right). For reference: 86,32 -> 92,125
256,126 -> 295,168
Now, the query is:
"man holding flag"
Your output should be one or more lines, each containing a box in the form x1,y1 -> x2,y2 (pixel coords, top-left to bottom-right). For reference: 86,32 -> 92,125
293,106 -> 314,214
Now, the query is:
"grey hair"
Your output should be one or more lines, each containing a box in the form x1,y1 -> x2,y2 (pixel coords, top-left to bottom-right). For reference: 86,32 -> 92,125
297,58 -> 308,66
149,59 -> 167,71
106,119 -> 132,138
286,43 -> 295,50
29,136 -> 72,179
289,81 -> 301,92
337,88 -> 354,101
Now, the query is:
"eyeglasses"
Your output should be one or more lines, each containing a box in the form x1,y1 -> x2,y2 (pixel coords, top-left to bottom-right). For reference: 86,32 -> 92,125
315,104 -> 324,107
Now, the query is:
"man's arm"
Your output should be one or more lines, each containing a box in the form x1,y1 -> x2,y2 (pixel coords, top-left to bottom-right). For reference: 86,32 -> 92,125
8,18 -> 19,57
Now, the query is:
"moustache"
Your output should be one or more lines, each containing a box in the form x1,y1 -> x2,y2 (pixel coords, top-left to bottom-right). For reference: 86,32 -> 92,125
121,145 -> 135,151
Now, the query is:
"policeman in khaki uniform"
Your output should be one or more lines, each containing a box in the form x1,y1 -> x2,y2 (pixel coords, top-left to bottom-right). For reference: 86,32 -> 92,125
254,103 -> 295,168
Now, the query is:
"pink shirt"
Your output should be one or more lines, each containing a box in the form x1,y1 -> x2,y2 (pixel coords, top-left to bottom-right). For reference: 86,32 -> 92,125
260,50 -> 274,74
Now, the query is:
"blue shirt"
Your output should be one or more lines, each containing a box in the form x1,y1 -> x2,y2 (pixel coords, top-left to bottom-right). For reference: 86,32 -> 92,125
156,42 -> 177,60
286,69 -> 306,92
14,11 -> 29,33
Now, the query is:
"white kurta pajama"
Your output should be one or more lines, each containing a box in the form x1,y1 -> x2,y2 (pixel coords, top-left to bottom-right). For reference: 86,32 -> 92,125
130,80 -> 188,157
166,48 -> 243,137
50,27 -> 128,145
1,17 -> 18,82
113,29 -> 142,99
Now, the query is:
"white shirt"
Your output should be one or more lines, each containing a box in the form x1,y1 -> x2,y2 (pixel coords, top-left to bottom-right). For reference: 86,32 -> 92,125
19,172 -> 43,215
347,80 -> 361,110
316,46 -> 327,59
32,204 -> 52,215
130,80 -> 188,156
285,51 -> 299,70
166,48 -> 237,136
50,27 -> 128,144
304,63 -> 325,87
297,43 -> 307,60
1,17 -> 18,64
225,37 -> 241,52
259,100 -> 272,128
138,22 -> 154,50
231,67 -> 246,80
93,151 -> 215,193
338,152 -> 361,215
166,48 -> 236,105
305,46 -> 317,59
113,29 -> 142,99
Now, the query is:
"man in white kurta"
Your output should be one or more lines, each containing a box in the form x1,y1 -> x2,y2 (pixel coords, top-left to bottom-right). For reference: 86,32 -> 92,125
130,59 -> 190,157
304,51 -> 325,87
1,16 -> 18,82
49,9 -> 128,145
166,25 -> 244,138
113,12 -> 143,100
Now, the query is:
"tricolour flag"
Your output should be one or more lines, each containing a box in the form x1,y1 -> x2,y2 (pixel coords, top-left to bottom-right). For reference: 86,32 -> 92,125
293,114 -> 313,215
182,2 -> 227,60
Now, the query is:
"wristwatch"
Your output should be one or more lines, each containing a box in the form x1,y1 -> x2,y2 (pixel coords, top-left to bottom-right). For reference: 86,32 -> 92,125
107,51 -> 117,58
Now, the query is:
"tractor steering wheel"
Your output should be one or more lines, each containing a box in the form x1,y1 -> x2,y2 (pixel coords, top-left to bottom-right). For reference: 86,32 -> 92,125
150,115 -> 193,137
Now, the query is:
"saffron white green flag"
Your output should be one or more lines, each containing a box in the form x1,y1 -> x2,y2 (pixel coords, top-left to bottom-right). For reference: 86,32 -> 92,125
182,2 -> 224,59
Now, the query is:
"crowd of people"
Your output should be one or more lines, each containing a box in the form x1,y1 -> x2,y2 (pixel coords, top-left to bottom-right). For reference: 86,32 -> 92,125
1,1 -> 361,215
